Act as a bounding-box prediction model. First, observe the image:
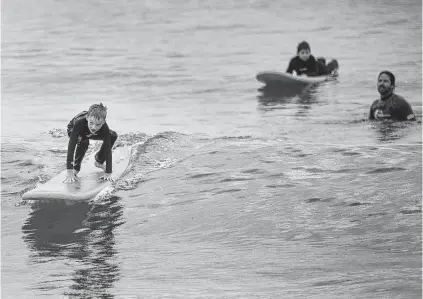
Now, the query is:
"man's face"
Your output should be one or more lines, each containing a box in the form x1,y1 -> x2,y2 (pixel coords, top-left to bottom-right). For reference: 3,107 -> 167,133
377,73 -> 393,96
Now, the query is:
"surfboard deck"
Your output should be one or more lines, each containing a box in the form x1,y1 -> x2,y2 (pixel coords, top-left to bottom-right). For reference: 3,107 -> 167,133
256,71 -> 335,86
22,146 -> 131,201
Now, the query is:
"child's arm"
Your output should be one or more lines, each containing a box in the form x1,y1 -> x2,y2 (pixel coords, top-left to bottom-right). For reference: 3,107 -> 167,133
286,57 -> 295,74
64,129 -> 80,183
104,132 -> 113,174
66,130 -> 79,171
99,126 -> 114,182
306,56 -> 318,76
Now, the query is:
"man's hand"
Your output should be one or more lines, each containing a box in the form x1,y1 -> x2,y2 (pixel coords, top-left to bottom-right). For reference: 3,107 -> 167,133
100,172 -> 114,182
63,169 -> 79,183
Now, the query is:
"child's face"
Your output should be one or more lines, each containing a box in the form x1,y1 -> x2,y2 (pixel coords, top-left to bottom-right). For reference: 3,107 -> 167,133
87,115 -> 105,134
298,49 -> 311,61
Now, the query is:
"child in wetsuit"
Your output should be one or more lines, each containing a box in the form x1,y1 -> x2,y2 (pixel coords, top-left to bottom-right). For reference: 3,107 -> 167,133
64,103 -> 118,183
286,41 -> 339,77
286,41 -> 318,76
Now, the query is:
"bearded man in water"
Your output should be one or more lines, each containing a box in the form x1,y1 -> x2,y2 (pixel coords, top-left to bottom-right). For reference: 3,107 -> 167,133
369,71 -> 415,121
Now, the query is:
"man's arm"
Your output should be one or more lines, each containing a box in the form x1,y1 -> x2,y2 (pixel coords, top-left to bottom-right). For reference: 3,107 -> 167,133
395,96 -> 416,121
401,100 -> 415,121
369,106 -> 375,120
369,100 -> 379,120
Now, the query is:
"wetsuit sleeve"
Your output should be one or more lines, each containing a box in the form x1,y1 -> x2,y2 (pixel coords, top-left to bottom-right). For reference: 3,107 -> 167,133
101,125 -> 113,173
369,106 -> 374,119
316,60 -> 329,76
396,97 -> 416,121
67,119 -> 74,135
368,100 -> 378,120
67,122 -> 82,170
286,57 -> 295,74
67,111 -> 87,137
306,56 -> 317,76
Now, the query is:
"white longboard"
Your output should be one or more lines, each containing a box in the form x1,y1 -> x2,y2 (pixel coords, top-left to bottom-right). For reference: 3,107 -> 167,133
22,146 -> 131,201
256,71 -> 335,86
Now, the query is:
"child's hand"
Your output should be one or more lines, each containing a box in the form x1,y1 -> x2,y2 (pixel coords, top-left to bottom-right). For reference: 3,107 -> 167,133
100,172 -> 114,182
63,170 -> 78,183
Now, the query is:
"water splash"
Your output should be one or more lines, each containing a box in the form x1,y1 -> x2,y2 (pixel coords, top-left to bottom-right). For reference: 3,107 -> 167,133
115,131 -> 200,191
48,129 -> 67,138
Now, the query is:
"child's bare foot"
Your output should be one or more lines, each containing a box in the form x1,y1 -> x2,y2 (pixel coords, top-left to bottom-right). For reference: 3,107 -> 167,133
94,161 -> 105,170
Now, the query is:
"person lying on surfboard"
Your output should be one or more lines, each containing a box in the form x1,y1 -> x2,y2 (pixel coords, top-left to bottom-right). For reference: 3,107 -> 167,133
369,71 -> 415,121
286,41 -> 339,77
64,103 -> 118,183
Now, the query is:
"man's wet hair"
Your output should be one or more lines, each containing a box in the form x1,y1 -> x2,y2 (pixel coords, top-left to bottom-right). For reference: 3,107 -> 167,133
378,70 -> 395,87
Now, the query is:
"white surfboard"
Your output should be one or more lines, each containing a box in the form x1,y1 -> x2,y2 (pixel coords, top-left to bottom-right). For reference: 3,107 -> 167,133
256,71 -> 335,86
22,146 -> 131,201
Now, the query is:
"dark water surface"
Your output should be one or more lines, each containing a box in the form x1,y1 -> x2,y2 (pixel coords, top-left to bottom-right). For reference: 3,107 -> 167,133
2,0 -> 422,298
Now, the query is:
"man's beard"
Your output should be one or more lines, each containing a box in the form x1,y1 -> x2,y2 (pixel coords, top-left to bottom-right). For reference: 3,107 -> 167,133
378,85 -> 391,96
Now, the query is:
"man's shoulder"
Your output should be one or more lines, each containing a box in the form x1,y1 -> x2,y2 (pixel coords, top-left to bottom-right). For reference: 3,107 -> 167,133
392,93 -> 415,120
392,93 -> 408,103
370,99 -> 381,108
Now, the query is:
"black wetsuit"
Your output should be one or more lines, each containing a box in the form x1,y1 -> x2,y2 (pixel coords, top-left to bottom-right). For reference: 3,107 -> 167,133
316,60 -> 329,76
369,93 -> 415,121
286,55 -> 318,76
316,58 -> 339,76
66,111 -> 117,173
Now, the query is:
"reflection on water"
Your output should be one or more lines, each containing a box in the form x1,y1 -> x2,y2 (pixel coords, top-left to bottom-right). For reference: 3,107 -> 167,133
21,196 -> 124,298
370,120 -> 419,142
257,84 -> 320,115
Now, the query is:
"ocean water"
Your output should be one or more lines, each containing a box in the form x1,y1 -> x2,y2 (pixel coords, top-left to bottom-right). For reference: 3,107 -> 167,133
1,0 -> 422,298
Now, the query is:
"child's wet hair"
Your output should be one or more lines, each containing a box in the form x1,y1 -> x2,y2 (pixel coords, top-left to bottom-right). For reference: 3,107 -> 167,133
297,41 -> 311,53
88,103 -> 107,120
